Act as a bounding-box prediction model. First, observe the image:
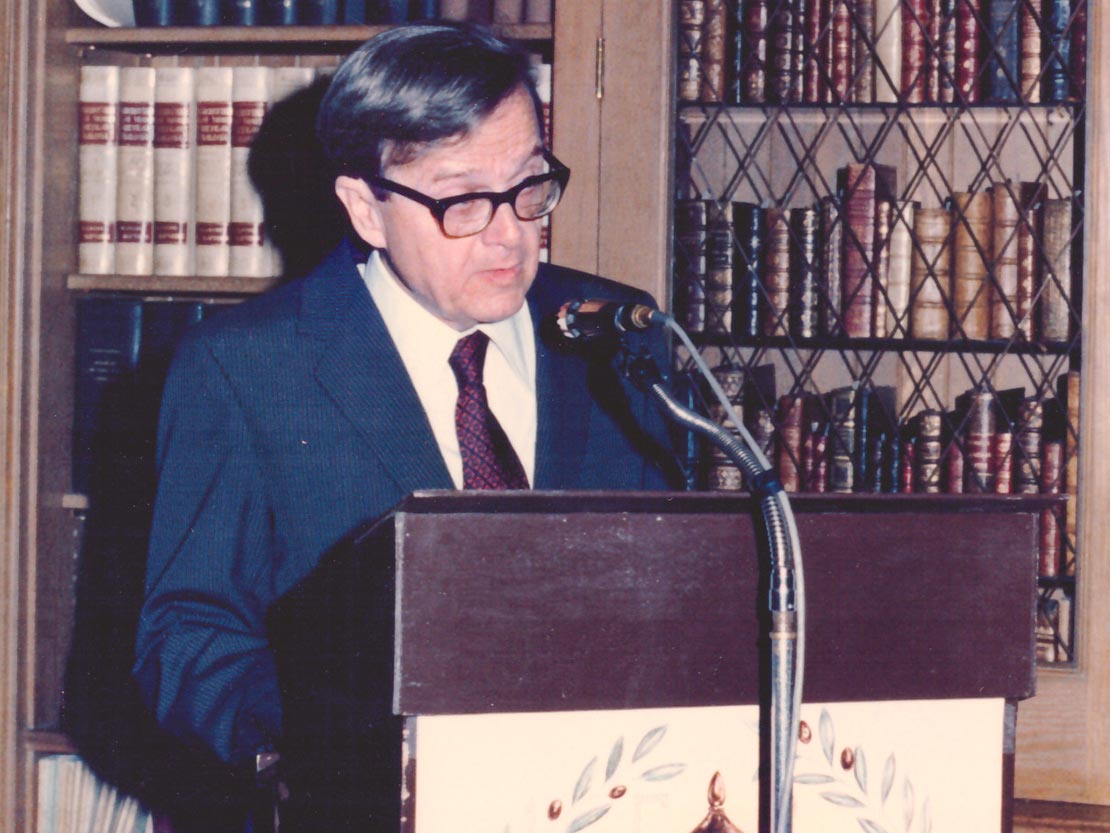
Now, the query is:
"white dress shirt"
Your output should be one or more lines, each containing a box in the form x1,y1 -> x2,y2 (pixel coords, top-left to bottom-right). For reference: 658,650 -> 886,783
362,250 -> 537,488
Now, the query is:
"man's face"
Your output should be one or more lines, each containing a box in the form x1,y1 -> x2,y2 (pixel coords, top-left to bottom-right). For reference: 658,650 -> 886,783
340,87 -> 546,331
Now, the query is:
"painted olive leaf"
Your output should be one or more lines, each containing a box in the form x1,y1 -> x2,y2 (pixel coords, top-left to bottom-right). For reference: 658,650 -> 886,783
573,757 -> 597,804
902,780 -> 915,832
566,805 -> 610,833
819,709 -> 835,766
820,792 -> 865,808
605,737 -> 623,782
881,754 -> 896,805
794,773 -> 836,785
854,746 -> 867,794
640,763 -> 686,782
632,726 -> 667,762
858,819 -> 891,833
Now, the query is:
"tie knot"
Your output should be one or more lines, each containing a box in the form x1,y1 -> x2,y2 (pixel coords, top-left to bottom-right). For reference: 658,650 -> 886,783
449,331 -> 491,387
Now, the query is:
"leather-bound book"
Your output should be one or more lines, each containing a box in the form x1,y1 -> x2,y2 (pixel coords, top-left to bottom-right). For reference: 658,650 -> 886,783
915,409 -> 943,493
900,431 -> 916,493
1015,181 -> 1046,339
739,0 -> 771,102
829,0 -> 854,101
884,199 -> 916,338
1042,0 -> 1071,103
733,202 -> 766,338
1039,198 -> 1073,343
910,206 -> 952,340
115,67 -> 157,277
819,196 -> 843,336
961,389 -> 995,493
874,0 -> 902,102
705,366 -> 746,491
768,0 -> 796,102
857,384 -> 895,491
790,0 -> 807,102
750,406 -> 777,463
1060,370 -> 1079,576
840,163 -> 878,338
985,0 -> 1020,102
930,0 -> 957,102
803,0 -> 828,102
1019,0 -> 1041,102
790,206 -> 821,339
803,425 -> 830,493
990,182 -> 1020,340
853,0 -> 877,102
951,191 -> 993,340
954,0 -> 983,102
675,199 -> 709,334
700,0 -> 729,101
901,0 -> 928,102
777,394 -> 806,492
705,201 -> 734,335
871,197 -> 893,338
993,429 -> 1014,494
1015,396 -> 1044,494
762,206 -> 793,337
1040,439 -> 1064,577
827,385 -> 857,492
1070,0 -> 1087,100
678,0 -> 707,102
944,436 -> 965,493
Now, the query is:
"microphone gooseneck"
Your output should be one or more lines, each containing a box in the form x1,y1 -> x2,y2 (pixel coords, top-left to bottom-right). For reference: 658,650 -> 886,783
555,298 -> 662,341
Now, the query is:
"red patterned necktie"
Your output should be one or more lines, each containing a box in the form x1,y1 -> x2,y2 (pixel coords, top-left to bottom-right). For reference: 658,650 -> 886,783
448,331 -> 530,490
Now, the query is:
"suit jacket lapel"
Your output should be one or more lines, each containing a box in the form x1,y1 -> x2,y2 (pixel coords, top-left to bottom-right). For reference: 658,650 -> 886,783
302,243 -> 453,494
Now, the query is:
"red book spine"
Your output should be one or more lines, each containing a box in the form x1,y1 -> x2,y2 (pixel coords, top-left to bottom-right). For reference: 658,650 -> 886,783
777,395 -> 806,492
954,0 -> 982,102
900,434 -> 916,493
803,0 -> 828,102
992,430 -> 1013,494
902,0 -> 929,102
1039,440 -> 1064,577
945,441 -> 965,493
830,0 -> 854,101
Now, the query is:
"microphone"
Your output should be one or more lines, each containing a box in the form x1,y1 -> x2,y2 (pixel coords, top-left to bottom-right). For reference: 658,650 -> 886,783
555,298 -> 662,340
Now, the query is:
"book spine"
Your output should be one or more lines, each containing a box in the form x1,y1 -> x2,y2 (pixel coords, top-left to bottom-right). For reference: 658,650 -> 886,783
1062,369 -> 1079,576
678,0 -> 707,102
790,206 -> 821,338
768,0 -> 796,102
706,367 -> 746,491
705,201 -> 734,335
902,0 -> 929,102
1015,181 -> 1044,338
740,0 -> 771,103
874,0 -> 902,102
675,199 -> 709,333
777,394 -> 806,492
1015,396 -> 1044,494
299,0 -> 339,23
153,68 -> 195,277
871,197 -> 893,338
229,67 -> 271,278
830,0 -> 854,101
194,67 -> 234,278
954,0 -> 982,102
78,66 -> 119,276
992,429 -> 1013,493
840,162 -> 877,338
985,0 -> 1020,101
820,195 -> 843,335
790,0 -> 807,102
733,202 -> 765,338
1070,0 -> 1087,99
915,409 -> 943,492
803,0 -> 828,102
951,191 -> 993,340
854,0 -> 877,102
522,0 -> 552,23
964,390 -> 995,492
115,67 -> 157,277
229,0 -> 261,25
134,0 -> 175,25
1042,0 -> 1071,102
910,206 -> 951,339
827,386 -> 856,493
990,182 -> 1020,339
931,0 -> 957,102
884,199 -> 915,337
1020,0 -> 1042,102
263,0 -> 297,24
700,0 -> 729,101
1040,439 -> 1064,576
1039,197 -> 1073,342
762,207 -> 792,336
899,431 -> 915,493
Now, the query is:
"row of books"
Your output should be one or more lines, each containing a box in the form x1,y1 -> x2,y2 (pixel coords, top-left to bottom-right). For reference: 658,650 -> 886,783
688,366 -> 1079,576
679,0 -> 1086,106
37,755 -> 155,833
675,165 -> 1076,344
132,0 -> 551,27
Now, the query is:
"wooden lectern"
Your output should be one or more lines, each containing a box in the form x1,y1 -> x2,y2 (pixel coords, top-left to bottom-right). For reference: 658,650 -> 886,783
267,491 -> 1050,833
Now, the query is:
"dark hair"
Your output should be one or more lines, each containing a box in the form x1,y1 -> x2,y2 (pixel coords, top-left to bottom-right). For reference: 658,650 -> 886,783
317,23 -> 542,179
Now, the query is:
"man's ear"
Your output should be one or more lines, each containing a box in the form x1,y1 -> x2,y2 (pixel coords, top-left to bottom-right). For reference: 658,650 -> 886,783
334,175 -> 387,250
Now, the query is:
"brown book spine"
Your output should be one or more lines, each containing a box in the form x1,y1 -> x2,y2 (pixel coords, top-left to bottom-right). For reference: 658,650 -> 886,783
963,391 -> 995,493
763,207 -> 793,336
678,0 -> 707,102
900,434 -> 916,493
830,0 -> 854,101
841,163 -> 877,338
885,199 -> 915,337
1019,0 -> 1042,102
1015,181 -> 1045,339
741,0 -> 771,103
902,0 -> 929,103
700,0 -> 729,101
871,197 -> 893,338
944,439 -> 965,493
854,0 -> 877,102
791,206 -> 821,338
820,196 -> 843,335
705,367 -> 746,491
1063,370 -> 1079,576
992,430 -> 1014,494
768,0 -> 796,102
791,0 -> 808,102
1039,198 -> 1073,343
675,199 -> 708,333
777,395 -> 806,492
954,0 -> 982,102
915,409 -> 943,493
751,406 -> 777,462
803,0 -> 828,102
704,201 -> 734,335
930,0 -> 957,102
951,191 -> 993,340
990,182 -> 1020,340
1015,397 -> 1044,494
1040,439 -> 1064,577
910,206 -> 952,340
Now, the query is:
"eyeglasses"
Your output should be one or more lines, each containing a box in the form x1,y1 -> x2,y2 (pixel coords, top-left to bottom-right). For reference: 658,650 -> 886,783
363,149 -> 571,238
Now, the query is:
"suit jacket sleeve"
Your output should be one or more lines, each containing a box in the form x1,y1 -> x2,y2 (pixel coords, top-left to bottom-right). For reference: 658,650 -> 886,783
133,331 -> 282,766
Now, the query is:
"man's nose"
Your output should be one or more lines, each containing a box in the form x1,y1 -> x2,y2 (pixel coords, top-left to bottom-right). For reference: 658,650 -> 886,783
481,200 -> 525,245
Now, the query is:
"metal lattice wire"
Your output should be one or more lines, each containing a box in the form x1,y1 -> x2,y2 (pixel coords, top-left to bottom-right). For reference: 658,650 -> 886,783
672,0 -> 1086,665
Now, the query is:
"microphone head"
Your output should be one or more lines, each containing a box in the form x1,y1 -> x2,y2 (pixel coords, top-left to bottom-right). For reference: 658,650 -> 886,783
555,298 -> 659,341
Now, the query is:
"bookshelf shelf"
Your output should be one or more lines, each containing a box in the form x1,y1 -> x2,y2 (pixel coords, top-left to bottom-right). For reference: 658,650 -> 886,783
688,332 -> 1079,356
67,273 -> 282,295
23,730 -> 76,757
65,22 -> 553,52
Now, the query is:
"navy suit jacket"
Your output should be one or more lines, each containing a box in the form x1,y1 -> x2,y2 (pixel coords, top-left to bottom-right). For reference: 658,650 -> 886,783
133,240 -> 677,765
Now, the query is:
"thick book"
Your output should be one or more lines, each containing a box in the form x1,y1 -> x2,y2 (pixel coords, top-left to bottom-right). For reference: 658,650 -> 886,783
1015,180 -> 1045,339
829,0 -> 854,102
985,0 -> 1020,101
152,67 -> 195,277
700,0 -> 729,101
194,67 -> 234,278
77,65 -> 119,276
914,408 -> 943,492
826,384 -> 856,493
1070,0 -> 1087,100
951,191 -> 993,340
677,0 -> 706,102
115,67 -> 156,276
870,167 -> 897,338
959,389 -> 996,492
675,198 -> 709,334
992,429 -> 1014,494
802,0 -> 827,102
789,0 -> 807,102
901,0 -> 928,102
705,367 -> 746,491
1060,370 -> 1079,576
944,436 -> 965,493
790,206 -> 821,338
1041,0 -> 1071,103
1019,0 -> 1042,102
910,205 -> 952,339
762,206 -> 792,337
732,201 -> 765,338
1039,197 -> 1073,342
738,0 -> 770,103
954,0 -> 983,102
839,162 -> 878,338
1040,439 -> 1064,577
930,0 -> 957,102
884,199 -> 915,338
767,0 -> 796,102
229,66 -> 272,278
856,384 -> 895,492
874,0 -> 902,102
704,201 -> 734,335
1014,395 -> 1044,494
990,181 -> 1020,339
777,394 -> 806,492
853,0 -> 877,102
819,195 -> 843,335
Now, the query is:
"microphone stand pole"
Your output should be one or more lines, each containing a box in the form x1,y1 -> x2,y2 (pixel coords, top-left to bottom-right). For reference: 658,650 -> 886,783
626,356 -> 798,833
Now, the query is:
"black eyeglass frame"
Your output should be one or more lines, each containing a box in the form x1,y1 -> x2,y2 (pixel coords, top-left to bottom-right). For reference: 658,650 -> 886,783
362,149 -> 571,238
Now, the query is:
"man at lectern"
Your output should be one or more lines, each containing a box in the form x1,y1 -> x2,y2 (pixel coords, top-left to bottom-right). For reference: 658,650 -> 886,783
133,21 -> 677,828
